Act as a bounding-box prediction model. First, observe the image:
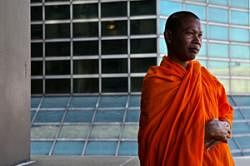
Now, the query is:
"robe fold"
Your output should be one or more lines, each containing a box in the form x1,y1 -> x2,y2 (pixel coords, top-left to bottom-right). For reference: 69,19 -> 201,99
138,56 -> 234,166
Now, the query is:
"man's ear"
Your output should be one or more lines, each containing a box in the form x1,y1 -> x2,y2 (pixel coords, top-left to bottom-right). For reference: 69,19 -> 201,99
164,30 -> 172,44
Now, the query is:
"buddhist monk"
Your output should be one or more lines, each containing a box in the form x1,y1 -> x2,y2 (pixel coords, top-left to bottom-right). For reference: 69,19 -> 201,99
138,11 -> 234,166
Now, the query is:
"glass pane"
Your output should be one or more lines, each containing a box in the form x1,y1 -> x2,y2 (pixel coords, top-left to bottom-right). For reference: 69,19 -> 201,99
126,109 -> 140,122
160,38 -> 167,54
131,58 -> 156,73
231,80 -> 250,93
73,22 -> 98,37
102,40 -> 127,55
160,0 -> 181,16
45,79 -> 70,93
85,141 -> 117,155
207,25 -> 228,40
131,19 -> 156,35
73,78 -> 99,93
231,62 -> 250,76
131,38 -> 156,53
99,96 -> 127,107
73,4 -> 98,19
241,109 -> 250,118
34,110 -> 65,123
31,61 -> 43,76
46,61 -> 70,75
233,109 -> 244,120
59,125 -> 90,139
130,0 -> 156,16
198,41 -> 206,57
31,79 -> 43,94
233,96 -> 250,106
208,0 -> 228,5
31,24 -> 43,39
31,141 -> 52,155
131,77 -> 143,92
41,96 -> 69,108
102,21 -> 127,36
45,42 -> 70,57
207,61 -> 229,76
207,43 -> 228,58
102,59 -> 127,73
95,109 -> 124,122
228,139 -> 238,150
122,124 -> 139,139
208,7 -> 228,23
129,95 -> 140,107
70,96 -> 98,108
230,28 -> 249,42
160,19 -> 166,34
53,141 -> 84,155
90,125 -> 121,139
232,122 -> 250,134
45,24 -> 70,39
45,5 -> 70,20
31,6 -> 42,21
31,97 -> 42,108
230,45 -> 250,59
31,0 -> 42,2
31,125 -> 59,139
73,41 -> 98,56
64,110 -> 94,122
101,2 -> 127,18
231,10 -> 248,25
73,59 -> 98,74
119,141 -> 138,156
102,77 -> 128,92
46,0 -> 69,1
185,4 -> 206,20
231,0 -> 249,8
31,43 -> 43,57
235,137 -> 250,149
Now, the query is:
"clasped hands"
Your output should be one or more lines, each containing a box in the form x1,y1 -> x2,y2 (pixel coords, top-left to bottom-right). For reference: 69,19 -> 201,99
205,119 -> 232,150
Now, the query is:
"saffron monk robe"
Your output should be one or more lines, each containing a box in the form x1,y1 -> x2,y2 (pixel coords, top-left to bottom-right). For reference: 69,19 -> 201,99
138,11 -> 234,166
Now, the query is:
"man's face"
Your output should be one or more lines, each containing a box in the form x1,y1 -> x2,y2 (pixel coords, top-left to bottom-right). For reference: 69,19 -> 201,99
171,17 -> 202,61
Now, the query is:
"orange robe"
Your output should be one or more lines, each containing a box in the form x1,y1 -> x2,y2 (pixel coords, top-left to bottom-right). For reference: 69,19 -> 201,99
138,56 -> 234,166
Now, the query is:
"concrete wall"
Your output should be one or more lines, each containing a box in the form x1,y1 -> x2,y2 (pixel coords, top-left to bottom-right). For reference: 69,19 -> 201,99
0,0 -> 30,165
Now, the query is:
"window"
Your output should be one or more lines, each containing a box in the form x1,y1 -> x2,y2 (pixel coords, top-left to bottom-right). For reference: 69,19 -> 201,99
73,60 -> 99,74
73,78 -> 99,93
73,41 -> 98,56
45,24 -> 70,39
230,28 -> 249,42
131,19 -> 156,35
31,43 -> 43,57
45,5 -> 70,20
131,38 -> 156,54
45,42 -> 70,57
160,0 -> 181,16
208,7 -> 228,23
31,25 -> 43,39
102,78 -> 128,92
230,45 -> 250,59
160,38 -> 167,54
102,40 -> 127,55
131,58 -> 156,73
31,79 -> 43,94
207,25 -> 228,40
101,2 -> 127,18
231,80 -> 250,93
31,61 -> 43,76
102,21 -> 127,36
230,62 -> 250,76
185,4 -> 206,20
45,79 -> 70,93
131,77 -> 143,92
131,0 -> 156,16
102,59 -> 127,73
73,4 -> 98,19
31,0 -> 42,3
46,60 -> 70,75
31,6 -> 42,21
231,0 -> 249,9
73,22 -> 98,37
208,43 -> 228,58
207,61 -> 229,76
208,0 -> 228,5
231,10 -> 248,25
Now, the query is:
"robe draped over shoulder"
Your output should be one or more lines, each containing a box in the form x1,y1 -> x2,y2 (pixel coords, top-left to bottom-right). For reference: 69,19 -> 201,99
138,56 -> 234,166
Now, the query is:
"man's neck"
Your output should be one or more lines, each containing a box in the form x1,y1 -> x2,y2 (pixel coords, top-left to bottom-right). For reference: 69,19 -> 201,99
168,55 -> 189,68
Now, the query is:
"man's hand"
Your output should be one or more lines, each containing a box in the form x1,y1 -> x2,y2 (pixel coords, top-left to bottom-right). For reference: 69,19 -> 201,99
205,119 -> 231,150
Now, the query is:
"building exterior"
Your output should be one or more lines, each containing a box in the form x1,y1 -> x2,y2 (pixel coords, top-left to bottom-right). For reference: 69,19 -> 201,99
30,0 -> 250,157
